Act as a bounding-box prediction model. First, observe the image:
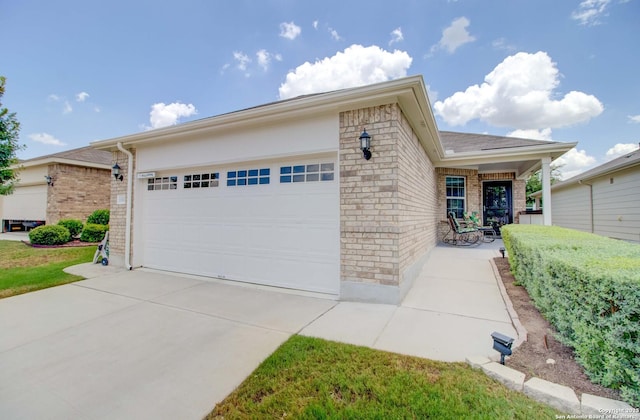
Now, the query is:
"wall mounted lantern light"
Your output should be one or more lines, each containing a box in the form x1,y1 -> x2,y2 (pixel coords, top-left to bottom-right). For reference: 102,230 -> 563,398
359,129 -> 372,160
44,175 -> 54,187
112,163 -> 123,181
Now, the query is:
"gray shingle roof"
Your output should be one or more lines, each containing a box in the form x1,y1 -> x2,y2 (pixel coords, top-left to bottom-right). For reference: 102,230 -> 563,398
19,146 -> 112,166
439,131 -> 565,154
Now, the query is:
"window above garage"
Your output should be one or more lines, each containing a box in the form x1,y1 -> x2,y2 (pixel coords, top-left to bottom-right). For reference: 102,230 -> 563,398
280,162 -> 334,183
227,168 -> 270,186
184,172 -> 219,189
147,176 -> 178,191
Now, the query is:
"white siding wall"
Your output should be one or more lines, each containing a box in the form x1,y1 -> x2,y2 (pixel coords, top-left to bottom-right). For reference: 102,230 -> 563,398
551,185 -> 592,231
591,167 -> 640,242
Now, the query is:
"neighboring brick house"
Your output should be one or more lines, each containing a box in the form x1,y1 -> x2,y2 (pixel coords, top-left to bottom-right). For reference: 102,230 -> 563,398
92,76 -> 574,303
0,147 -> 112,232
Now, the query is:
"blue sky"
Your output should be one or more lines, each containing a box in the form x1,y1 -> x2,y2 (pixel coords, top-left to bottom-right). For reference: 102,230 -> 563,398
1,0 -> 638,179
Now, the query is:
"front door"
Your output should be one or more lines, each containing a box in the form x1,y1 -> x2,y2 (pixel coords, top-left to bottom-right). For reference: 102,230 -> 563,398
483,181 -> 513,230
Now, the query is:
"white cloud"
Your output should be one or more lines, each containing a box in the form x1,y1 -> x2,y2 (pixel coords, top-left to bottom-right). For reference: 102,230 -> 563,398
313,20 -> 319,30
571,0 -> 611,25
628,114 -> 640,123
63,101 -> 73,114
256,49 -> 282,71
492,38 -> 516,52
431,17 -> 475,54
147,102 -> 197,130
278,44 -> 412,99
433,51 -> 604,130
389,27 -> 403,45
328,27 -> 341,41
606,143 -> 638,159
554,148 -> 598,180
279,21 -> 301,40
75,91 -> 89,102
29,133 -> 67,146
233,51 -> 251,71
507,128 -> 553,140
47,94 -> 60,102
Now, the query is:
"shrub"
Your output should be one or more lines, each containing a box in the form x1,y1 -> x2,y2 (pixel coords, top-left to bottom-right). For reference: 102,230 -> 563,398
502,224 -> 640,406
87,209 -> 110,225
80,223 -> 108,243
29,225 -> 71,246
57,219 -> 83,238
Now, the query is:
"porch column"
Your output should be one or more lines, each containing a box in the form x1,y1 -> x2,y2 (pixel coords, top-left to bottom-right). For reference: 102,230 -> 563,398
541,157 -> 552,225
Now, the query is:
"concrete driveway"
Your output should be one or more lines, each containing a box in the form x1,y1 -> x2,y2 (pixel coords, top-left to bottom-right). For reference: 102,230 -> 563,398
0,240 -> 518,419
0,269 -> 337,419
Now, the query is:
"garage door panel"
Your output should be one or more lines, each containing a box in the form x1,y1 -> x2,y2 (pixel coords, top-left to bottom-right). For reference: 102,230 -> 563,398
141,158 -> 339,294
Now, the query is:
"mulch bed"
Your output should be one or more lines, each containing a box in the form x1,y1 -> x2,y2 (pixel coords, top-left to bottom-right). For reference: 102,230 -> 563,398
22,240 -> 99,248
493,257 -> 620,400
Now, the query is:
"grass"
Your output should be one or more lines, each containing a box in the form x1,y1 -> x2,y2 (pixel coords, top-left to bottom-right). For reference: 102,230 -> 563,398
0,240 -> 95,298
208,335 -> 560,419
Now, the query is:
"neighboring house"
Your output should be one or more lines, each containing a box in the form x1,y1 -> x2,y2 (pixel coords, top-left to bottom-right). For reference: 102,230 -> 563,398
531,147 -> 640,243
91,75 -> 574,303
0,146 -> 112,232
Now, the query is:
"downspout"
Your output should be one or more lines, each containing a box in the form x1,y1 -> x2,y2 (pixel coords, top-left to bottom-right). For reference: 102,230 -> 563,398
117,142 -> 133,270
578,180 -> 594,233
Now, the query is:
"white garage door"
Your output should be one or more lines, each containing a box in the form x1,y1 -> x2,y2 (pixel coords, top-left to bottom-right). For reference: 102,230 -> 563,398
140,158 -> 340,295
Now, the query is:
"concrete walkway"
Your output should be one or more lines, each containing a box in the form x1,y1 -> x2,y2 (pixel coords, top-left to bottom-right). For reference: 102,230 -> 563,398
0,240 -> 516,419
301,240 -> 516,361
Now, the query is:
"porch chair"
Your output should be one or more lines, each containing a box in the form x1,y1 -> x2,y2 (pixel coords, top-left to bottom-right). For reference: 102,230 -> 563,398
444,211 -> 481,246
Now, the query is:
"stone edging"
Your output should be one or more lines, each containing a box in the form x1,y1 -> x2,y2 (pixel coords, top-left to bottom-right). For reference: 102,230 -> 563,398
478,257 -> 639,417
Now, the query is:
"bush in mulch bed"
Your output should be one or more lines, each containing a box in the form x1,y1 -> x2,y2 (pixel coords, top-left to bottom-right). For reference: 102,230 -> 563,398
28,225 -> 71,246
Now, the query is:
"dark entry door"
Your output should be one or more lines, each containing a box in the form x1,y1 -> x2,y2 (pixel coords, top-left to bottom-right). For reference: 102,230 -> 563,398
483,181 -> 513,228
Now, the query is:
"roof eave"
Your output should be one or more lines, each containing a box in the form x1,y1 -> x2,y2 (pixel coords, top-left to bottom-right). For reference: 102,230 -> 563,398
13,157 -> 112,170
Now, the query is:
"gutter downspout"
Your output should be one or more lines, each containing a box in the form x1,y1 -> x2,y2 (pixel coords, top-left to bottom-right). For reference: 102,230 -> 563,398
116,142 -> 133,270
578,180 -> 594,233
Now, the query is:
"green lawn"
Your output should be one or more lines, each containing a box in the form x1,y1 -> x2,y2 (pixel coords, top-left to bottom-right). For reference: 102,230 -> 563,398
208,335 -> 559,419
0,240 -> 95,298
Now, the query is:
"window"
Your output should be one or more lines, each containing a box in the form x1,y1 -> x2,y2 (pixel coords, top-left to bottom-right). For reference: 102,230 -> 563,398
184,172 -> 219,189
445,176 -> 465,218
280,162 -> 334,183
227,168 -> 270,186
147,176 -> 178,191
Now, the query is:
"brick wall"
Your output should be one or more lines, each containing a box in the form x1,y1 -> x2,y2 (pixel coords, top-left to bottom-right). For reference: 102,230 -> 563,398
109,149 -> 136,264
434,169 -> 526,224
339,104 -> 438,303
46,163 -> 111,224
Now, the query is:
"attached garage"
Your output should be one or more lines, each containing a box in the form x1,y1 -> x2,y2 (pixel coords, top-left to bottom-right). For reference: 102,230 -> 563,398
137,156 -> 340,294
94,76 -> 575,303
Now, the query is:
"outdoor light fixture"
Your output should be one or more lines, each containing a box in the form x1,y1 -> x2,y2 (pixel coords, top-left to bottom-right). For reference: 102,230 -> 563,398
359,129 -> 372,160
499,247 -> 506,258
112,163 -> 123,181
44,175 -> 54,187
491,331 -> 514,365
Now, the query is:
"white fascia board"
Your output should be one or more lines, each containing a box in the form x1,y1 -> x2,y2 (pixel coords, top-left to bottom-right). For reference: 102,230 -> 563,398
13,158 -> 111,170
436,142 -> 577,167
90,76 -> 444,160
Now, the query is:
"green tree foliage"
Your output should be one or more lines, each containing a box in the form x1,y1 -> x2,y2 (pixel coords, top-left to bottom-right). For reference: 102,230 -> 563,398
0,76 -> 24,195
525,165 -> 562,207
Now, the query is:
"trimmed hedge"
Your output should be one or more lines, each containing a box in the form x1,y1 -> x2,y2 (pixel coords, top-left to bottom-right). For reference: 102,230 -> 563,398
502,224 -> 640,406
57,219 -> 83,238
80,223 -> 108,243
87,209 -> 110,225
29,225 -> 71,245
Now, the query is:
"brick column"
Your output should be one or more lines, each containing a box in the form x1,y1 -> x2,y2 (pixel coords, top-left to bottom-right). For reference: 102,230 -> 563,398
109,149 -> 136,266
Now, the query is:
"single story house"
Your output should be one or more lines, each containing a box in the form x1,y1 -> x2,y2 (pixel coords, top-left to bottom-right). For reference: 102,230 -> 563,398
92,75 -> 575,303
0,146 -> 112,232
531,146 -> 640,243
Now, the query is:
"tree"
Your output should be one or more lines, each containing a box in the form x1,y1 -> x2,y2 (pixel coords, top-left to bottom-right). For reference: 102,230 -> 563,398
525,165 -> 562,207
0,76 -> 24,195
